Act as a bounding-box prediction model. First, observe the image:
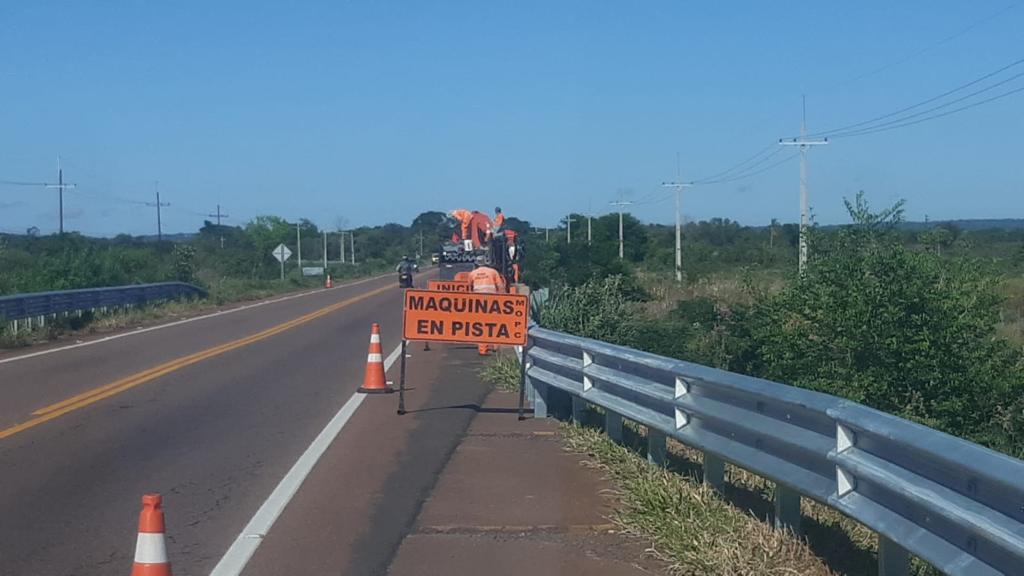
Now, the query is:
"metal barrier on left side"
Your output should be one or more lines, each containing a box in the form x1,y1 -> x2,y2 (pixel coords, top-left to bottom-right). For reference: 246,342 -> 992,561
0,282 -> 207,332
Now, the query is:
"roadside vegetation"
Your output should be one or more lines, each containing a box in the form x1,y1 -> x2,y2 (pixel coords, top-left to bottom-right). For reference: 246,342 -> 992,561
533,193 -> 1024,459
522,193 -> 1022,574
0,211 -> 460,348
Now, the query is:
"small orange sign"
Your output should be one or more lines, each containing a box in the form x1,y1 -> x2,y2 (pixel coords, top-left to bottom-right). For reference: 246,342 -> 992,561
428,280 -> 471,292
403,289 -> 529,345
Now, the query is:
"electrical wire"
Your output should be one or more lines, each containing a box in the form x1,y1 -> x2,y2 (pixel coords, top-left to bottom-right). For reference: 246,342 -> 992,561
824,2 -> 1020,92
802,55 -> 1024,139
699,151 -> 800,184
691,143 -> 778,184
829,83 -> 1024,138
826,71 -> 1024,137
0,179 -> 49,187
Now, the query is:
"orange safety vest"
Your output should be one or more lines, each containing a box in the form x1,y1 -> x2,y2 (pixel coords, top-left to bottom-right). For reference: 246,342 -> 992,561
469,266 -> 505,293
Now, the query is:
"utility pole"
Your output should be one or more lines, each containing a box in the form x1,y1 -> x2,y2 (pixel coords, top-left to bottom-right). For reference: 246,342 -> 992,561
780,96 -> 828,274
566,214 -> 577,244
323,231 -> 327,273
609,199 -> 634,259
146,182 -> 170,242
350,230 -> 356,264
662,179 -> 693,283
587,199 -> 592,244
296,223 -> 302,273
207,204 -> 230,248
44,156 -> 75,234
545,226 -> 549,242
340,231 -> 345,263
419,231 -> 424,258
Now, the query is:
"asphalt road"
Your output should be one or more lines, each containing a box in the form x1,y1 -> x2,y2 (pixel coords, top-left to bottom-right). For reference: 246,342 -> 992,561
0,271 -> 435,575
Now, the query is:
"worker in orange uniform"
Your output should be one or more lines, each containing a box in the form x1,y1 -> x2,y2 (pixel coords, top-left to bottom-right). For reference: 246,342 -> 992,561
469,255 -> 506,355
450,209 -> 474,250
493,207 -> 505,231
504,229 -> 520,283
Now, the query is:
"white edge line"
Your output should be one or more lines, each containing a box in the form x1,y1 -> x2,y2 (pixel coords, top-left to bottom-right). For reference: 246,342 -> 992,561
209,342 -> 404,576
0,274 -> 389,366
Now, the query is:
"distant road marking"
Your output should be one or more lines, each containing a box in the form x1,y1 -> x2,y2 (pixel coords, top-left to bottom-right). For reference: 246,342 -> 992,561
0,283 -> 395,440
210,343 -> 404,576
0,273 -> 390,367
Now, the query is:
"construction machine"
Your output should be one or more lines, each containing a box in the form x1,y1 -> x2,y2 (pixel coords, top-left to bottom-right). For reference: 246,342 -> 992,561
439,209 -> 522,289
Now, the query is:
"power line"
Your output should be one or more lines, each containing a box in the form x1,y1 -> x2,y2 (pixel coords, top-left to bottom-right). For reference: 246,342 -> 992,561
699,151 -> 799,184
829,83 -> 1024,138
805,55 -> 1024,138
692,141 -> 778,181
824,2 -> 1020,92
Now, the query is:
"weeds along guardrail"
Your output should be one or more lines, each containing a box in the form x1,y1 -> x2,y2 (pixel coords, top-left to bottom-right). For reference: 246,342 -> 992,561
524,325 -> 1024,576
0,282 -> 207,332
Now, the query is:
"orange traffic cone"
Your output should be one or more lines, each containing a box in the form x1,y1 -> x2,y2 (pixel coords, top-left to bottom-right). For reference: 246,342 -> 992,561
130,494 -> 172,576
325,275 -> 333,288
358,323 -> 393,394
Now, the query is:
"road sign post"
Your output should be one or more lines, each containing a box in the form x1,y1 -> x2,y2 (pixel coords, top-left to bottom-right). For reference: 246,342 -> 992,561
397,339 -> 408,415
272,244 -> 293,280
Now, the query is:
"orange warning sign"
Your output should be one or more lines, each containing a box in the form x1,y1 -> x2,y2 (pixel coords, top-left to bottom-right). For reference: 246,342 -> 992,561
403,289 -> 529,345
428,280 -> 471,292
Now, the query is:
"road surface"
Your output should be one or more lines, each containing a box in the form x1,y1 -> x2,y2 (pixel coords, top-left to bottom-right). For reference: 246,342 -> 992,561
0,271 -> 443,575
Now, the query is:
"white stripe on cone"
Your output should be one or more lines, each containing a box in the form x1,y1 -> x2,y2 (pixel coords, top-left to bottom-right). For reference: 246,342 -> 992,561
134,532 -> 169,563
367,353 -> 383,363
370,334 -> 381,343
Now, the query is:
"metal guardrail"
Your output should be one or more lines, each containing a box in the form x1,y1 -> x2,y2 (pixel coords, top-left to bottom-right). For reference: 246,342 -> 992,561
0,282 -> 207,325
524,325 -> 1024,576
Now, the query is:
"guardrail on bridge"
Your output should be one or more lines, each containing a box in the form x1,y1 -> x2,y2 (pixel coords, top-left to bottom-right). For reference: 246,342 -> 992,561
524,325 -> 1024,576
0,282 -> 207,330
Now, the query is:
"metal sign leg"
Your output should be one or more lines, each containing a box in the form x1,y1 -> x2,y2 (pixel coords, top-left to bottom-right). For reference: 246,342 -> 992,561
397,339 -> 408,415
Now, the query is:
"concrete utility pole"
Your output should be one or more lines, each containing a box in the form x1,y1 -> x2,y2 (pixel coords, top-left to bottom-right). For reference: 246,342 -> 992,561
780,97 -> 828,274
44,156 -> 75,234
145,182 -> 171,242
207,205 -> 230,248
296,223 -> 302,272
566,214 -> 577,244
323,231 -> 328,273
662,179 -> 693,283
609,199 -> 634,259
350,231 -> 355,264
340,231 -> 345,263
587,199 -> 592,244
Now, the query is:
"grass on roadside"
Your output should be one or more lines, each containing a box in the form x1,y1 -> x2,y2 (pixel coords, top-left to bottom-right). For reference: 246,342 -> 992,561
562,421 -> 940,576
479,352 -> 520,392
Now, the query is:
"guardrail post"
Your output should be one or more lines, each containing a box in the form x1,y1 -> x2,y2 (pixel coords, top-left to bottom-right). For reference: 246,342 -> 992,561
703,453 -> 725,491
877,535 -> 909,576
572,396 -> 586,424
605,411 -> 623,442
773,485 -> 801,534
648,429 -> 666,466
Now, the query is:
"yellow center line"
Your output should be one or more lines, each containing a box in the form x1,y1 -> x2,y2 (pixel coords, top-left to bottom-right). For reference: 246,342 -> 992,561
0,283 -> 395,441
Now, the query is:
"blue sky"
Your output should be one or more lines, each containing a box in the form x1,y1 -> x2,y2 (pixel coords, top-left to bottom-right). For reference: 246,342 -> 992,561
1,1 -> 1022,236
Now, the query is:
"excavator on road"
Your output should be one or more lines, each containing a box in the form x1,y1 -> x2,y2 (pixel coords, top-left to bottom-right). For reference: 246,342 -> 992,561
440,208 -> 522,290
